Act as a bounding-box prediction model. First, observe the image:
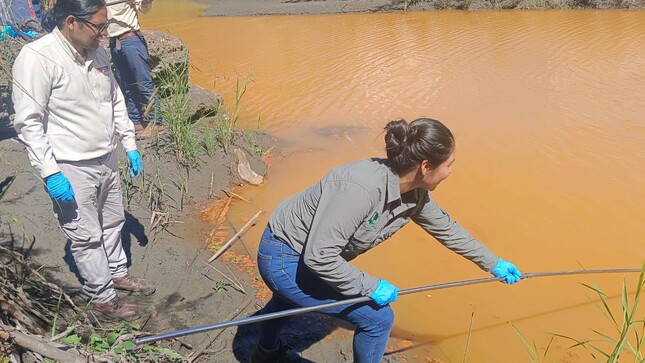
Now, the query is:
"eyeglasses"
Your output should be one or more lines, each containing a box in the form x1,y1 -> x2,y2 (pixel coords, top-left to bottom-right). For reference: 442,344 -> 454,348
78,18 -> 109,34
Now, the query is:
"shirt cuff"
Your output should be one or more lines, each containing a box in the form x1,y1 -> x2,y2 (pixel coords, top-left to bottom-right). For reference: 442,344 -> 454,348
122,139 -> 137,153
39,162 -> 61,179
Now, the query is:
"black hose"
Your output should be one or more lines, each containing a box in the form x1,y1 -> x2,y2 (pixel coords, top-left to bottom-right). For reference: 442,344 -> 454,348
134,267 -> 642,345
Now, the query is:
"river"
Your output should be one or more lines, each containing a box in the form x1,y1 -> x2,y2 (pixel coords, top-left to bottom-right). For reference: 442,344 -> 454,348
143,5 -> 645,362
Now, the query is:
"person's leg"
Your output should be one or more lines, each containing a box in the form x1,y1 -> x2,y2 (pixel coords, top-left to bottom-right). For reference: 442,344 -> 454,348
57,158 -> 139,321
55,160 -> 114,304
110,41 -> 142,126
341,303 -> 394,363
98,151 -> 155,295
256,294 -> 294,350
255,227 -> 296,350
97,151 -> 128,277
119,34 -> 162,125
255,226 -> 394,362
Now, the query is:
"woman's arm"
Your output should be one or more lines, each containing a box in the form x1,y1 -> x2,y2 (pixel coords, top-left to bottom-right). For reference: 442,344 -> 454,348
412,191 -> 499,271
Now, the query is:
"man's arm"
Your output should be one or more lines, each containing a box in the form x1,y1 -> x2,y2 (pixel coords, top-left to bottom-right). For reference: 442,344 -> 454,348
12,47 -> 59,178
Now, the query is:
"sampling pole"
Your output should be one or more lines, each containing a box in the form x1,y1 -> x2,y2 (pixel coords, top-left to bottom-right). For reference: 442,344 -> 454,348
134,267 -> 642,345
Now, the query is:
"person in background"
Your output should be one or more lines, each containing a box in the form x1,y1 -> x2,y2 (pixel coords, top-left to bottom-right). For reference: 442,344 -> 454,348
12,0 -> 155,321
106,0 -> 162,139
250,118 -> 522,363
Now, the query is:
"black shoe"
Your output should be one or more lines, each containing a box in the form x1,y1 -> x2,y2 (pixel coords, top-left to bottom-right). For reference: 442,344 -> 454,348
249,343 -> 302,363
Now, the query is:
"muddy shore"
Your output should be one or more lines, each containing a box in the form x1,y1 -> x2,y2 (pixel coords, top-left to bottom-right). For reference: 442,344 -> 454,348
0,24 -> 409,363
201,0 -> 644,17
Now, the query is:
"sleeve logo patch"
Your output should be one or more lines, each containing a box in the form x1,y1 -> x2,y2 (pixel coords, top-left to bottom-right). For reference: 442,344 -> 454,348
368,212 -> 379,227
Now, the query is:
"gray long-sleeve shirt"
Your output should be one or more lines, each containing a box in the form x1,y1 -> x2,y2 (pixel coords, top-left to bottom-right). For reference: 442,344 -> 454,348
268,158 -> 499,297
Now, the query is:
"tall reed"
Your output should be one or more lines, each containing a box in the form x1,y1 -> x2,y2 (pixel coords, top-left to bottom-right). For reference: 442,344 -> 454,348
155,59 -> 200,168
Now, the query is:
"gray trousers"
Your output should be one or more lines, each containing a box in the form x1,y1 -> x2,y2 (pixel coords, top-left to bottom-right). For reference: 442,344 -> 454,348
53,151 -> 128,303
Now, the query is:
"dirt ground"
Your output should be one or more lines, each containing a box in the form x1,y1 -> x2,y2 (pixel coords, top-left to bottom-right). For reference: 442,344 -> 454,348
0,127 -> 410,362
201,0 -> 643,16
201,0 -> 423,17
0,13 -> 413,360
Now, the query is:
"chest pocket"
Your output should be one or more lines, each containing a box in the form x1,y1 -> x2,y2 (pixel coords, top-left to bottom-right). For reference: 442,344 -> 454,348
343,213 -> 388,258
90,66 -> 113,103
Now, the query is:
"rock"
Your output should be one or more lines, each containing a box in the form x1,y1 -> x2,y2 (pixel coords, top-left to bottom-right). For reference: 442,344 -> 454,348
189,84 -> 223,121
234,148 -> 263,185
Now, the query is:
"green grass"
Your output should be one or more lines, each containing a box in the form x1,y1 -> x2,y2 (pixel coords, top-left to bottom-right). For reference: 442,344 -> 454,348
553,262 -> 645,362
513,262 -> 645,362
215,75 -> 254,152
156,59 -> 200,168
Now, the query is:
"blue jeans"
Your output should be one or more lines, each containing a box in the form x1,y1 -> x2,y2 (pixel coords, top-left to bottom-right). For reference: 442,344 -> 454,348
257,226 -> 394,363
110,33 -> 161,125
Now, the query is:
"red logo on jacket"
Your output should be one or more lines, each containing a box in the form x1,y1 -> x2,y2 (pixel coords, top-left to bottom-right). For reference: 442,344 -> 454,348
97,66 -> 110,75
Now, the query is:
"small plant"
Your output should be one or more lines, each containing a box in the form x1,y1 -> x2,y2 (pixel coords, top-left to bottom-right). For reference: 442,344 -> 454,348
515,262 -> 645,363
118,155 -> 136,208
552,262 -> 645,362
213,280 -> 231,293
156,59 -> 200,168
216,74 -> 254,152
202,123 -> 218,156
57,321 -> 183,362
512,324 -> 554,363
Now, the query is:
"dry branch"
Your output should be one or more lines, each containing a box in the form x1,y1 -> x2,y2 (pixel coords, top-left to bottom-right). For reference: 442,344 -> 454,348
207,210 -> 262,262
1,324 -> 86,363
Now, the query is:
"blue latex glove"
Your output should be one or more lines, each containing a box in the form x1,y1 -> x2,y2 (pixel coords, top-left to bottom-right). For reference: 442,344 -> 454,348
491,258 -> 522,284
45,172 -> 74,202
126,150 -> 142,178
369,279 -> 399,306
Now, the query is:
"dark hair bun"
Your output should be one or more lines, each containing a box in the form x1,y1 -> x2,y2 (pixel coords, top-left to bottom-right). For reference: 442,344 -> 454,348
384,119 -> 409,160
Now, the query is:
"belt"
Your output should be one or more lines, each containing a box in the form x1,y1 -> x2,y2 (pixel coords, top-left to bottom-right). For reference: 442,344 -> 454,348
111,29 -> 141,41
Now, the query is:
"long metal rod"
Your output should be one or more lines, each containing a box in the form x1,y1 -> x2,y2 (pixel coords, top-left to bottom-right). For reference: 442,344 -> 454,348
134,268 -> 642,345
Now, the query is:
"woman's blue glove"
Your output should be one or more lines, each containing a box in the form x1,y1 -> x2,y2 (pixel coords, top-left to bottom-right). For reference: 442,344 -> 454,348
491,258 -> 522,284
369,279 -> 399,306
45,172 -> 74,202
126,150 -> 142,178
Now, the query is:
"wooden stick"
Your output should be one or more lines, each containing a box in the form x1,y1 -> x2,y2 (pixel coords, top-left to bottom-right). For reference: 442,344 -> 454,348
208,172 -> 214,198
201,262 -> 245,294
1,324 -> 86,363
223,190 -> 250,203
207,210 -> 262,262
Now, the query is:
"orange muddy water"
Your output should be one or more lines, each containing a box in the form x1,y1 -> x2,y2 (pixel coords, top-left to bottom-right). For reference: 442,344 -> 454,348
143,5 -> 645,362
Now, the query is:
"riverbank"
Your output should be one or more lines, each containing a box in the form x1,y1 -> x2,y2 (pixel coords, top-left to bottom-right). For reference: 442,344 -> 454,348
0,28 -> 411,362
201,0 -> 644,17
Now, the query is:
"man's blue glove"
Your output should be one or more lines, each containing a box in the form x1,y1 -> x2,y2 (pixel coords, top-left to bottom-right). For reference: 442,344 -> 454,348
370,279 -> 399,306
45,172 -> 74,202
491,258 -> 522,284
126,150 -> 142,178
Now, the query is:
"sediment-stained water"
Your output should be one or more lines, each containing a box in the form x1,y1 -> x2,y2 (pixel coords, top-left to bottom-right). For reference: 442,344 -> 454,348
142,5 -> 645,361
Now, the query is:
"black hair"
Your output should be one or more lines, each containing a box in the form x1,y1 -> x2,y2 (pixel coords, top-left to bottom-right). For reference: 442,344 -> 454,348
384,118 -> 455,175
41,0 -> 105,32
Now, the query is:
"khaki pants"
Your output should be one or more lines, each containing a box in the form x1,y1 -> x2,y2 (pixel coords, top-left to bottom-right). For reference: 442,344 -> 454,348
53,151 -> 128,303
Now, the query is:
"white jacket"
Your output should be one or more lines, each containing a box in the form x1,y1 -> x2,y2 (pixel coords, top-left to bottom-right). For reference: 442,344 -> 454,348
12,27 -> 137,178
